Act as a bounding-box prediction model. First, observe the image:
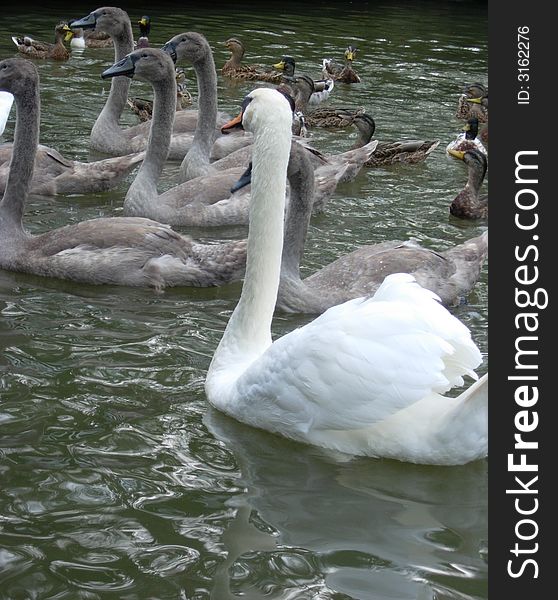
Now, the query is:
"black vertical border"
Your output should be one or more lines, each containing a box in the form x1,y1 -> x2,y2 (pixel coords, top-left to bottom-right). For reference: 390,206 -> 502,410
491,1 -> 554,597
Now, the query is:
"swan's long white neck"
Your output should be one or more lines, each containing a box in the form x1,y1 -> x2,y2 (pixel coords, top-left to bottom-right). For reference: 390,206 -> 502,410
208,107 -> 292,378
90,23 -> 134,151
180,54 -> 219,181
0,77 -> 39,232
125,73 -> 176,208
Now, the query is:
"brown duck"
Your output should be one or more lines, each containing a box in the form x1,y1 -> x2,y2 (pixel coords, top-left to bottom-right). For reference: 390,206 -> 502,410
221,38 -> 282,82
127,68 -> 192,122
455,82 -> 488,122
12,22 -> 73,61
322,45 -> 361,83
448,148 -> 488,219
273,57 -> 335,106
446,117 -> 487,157
466,95 -> 488,144
349,113 -> 440,166
83,28 -> 113,48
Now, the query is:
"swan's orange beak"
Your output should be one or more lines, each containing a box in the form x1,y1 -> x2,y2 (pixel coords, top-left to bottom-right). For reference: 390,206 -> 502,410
221,112 -> 244,133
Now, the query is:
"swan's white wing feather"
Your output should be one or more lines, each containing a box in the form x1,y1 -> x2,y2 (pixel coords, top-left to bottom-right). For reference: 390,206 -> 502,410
232,274 -> 481,434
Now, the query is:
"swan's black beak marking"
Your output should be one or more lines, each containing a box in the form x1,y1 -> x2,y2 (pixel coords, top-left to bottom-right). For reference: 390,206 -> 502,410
161,41 -> 178,63
70,12 -> 97,30
101,54 -> 137,79
231,162 -> 252,193
221,95 -> 255,134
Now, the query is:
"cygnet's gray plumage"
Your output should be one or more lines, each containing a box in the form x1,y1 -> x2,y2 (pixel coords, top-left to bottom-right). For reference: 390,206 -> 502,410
70,7 -> 229,159
161,32 -> 231,182
0,57 -> 245,290
276,142 -> 488,313
111,47 -> 345,227
0,142 -> 144,195
211,134 -> 378,186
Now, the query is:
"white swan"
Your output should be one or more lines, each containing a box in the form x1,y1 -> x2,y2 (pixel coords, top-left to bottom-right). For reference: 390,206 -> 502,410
0,91 -> 14,137
205,88 -> 488,465
0,57 -> 246,289
70,7 -> 229,158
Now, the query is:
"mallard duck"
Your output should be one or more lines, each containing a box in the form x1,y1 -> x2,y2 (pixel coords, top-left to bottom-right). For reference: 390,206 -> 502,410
205,88 -> 487,465
322,45 -> 361,83
455,82 -> 488,121
127,68 -> 192,122
221,38 -> 282,82
81,26 -> 113,48
348,113 -> 440,166
446,117 -> 487,157
283,75 -> 362,129
66,20 -> 117,50
136,15 -> 150,48
273,56 -> 334,105
448,148 -> 488,219
12,22 -> 74,61
67,26 -> 86,49
467,95 -> 488,144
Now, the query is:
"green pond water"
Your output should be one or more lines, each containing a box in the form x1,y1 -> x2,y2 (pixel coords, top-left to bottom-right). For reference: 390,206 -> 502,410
0,2 -> 488,598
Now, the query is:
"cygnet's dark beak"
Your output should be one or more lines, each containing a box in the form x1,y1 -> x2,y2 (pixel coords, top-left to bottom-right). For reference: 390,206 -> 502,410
70,13 -> 97,30
101,54 -> 137,79
161,40 -> 178,63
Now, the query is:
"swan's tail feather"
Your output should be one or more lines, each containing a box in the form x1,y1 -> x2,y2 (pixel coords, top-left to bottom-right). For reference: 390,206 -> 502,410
436,372 -> 488,463
457,372 -> 488,406
329,139 -> 379,183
